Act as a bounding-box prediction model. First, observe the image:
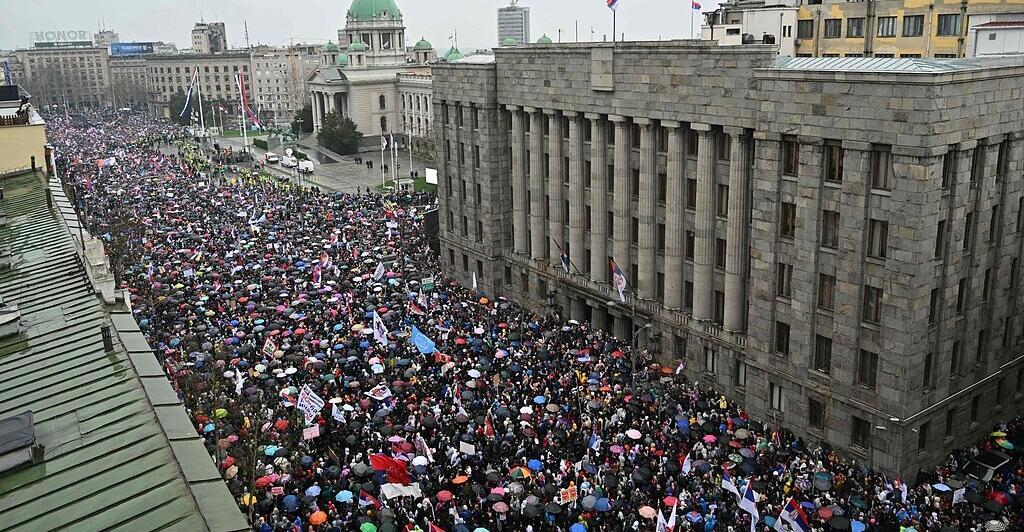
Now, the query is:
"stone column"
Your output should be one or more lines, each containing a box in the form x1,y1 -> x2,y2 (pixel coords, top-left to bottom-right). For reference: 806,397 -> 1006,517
509,105 -> 528,254
528,108 -> 546,260
663,120 -> 684,309
547,109 -> 565,267
589,114 -> 609,283
568,112 -> 586,274
311,92 -> 319,131
636,118 -> 657,300
724,127 -> 750,332
610,115 -> 631,278
692,123 -> 715,321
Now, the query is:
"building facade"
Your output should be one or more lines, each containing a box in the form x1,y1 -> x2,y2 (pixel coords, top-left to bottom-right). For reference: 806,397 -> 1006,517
0,85 -> 46,175
144,53 -> 251,119
308,0 -> 435,148
94,30 -> 120,49
432,42 -> 1024,477
498,0 -> 531,46
251,45 -> 321,126
192,22 -> 228,54
109,56 -> 150,110
701,0 -> 797,55
11,46 -> 111,110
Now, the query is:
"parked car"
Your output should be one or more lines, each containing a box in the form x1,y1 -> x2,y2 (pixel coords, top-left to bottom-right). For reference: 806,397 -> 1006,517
264,152 -> 280,164
964,450 -> 1011,482
298,160 -> 314,174
280,155 -> 298,168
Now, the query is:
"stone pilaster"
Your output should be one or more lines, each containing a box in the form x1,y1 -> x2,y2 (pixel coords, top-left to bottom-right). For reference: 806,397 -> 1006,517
528,107 -> 546,260
610,115 -> 631,279
724,127 -> 750,332
589,113 -> 609,283
663,120 -> 684,309
693,123 -> 715,321
568,112 -> 586,275
547,109 -> 565,267
637,118 -> 657,300
509,105 -> 528,254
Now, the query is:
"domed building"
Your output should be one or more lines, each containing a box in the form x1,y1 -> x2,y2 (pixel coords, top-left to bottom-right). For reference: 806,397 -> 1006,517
308,0 -> 436,152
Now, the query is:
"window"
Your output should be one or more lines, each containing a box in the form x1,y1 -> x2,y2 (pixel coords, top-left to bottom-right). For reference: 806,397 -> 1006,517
956,278 -> 967,313
877,17 -> 897,37
780,202 -> 796,238
704,346 -> 717,373
847,18 -> 865,38
733,360 -> 747,387
964,212 -> 974,250
631,170 -> 639,200
474,146 -> 481,168
718,133 -> 731,160
924,353 -> 935,390
970,145 -> 985,183
997,140 -> 1010,180
687,131 -> 698,156
777,263 -> 793,298
809,398 -> 825,429
769,382 -> 785,412
852,417 -> 871,449
990,206 -> 1000,243
782,137 -> 799,176
658,173 -> 667,202
951,341 -> 961,376
935,220 -> 946,258
821,210 -> 840,249
929,288 -> 940,324
824,19 -> 842,38
903,15 -> 924,37
797,20 -> 814,39
379,95 -> 386,110
970,395 -> 979,422
715,239 -> 727,270
775,321 -> 790,355
867,220 -> 888,259
717,184 -> 729,217
684,281 -> 694,308
686,231 -> 695,260
977,329 -> 988,363
863,285 -> 882,324
657,224 -> 666,253
937,14 -> 961,36
686,179 -> 697,209
819,273 -> 836,310
941,149 -> 956,189
857,349 -> 879,388
918,421 -> 929,452
814,335 -> 832,374
945,409 -> 955,437
870,147 -> 892,190
824,143 -> 844,182
983,269 -> 992,301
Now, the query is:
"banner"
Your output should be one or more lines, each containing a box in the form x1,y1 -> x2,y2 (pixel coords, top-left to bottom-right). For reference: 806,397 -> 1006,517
381,483 -> 423,500
296,384 -> 325,425
459,441 -> 476,456
302,425 -> 320,440
365,383 -> 393,401
262,338 -> 278,358
411,325 -> 436,354
373,311 -> 389,346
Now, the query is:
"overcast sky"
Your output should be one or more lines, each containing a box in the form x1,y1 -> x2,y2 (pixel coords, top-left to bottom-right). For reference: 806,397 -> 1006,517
1,0 -> 718,52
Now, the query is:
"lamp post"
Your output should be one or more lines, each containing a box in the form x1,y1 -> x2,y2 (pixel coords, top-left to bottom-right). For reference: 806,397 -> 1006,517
606,300 -> 652,386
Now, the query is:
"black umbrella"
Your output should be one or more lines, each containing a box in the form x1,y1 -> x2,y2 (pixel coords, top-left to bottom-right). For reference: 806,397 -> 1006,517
545,503 -> 563,514
827,516 -> 850,530
523,505 -> 542,517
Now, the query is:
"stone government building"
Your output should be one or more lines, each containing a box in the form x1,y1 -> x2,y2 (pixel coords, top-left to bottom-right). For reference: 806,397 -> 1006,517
432,41 -> 1024,477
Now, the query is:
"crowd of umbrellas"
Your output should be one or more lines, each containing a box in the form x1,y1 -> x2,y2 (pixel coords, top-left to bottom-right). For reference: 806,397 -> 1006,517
45,110 -> 1024,532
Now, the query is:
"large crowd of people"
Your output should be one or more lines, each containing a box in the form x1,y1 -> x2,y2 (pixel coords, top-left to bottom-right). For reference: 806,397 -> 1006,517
45,110 -> 1024,532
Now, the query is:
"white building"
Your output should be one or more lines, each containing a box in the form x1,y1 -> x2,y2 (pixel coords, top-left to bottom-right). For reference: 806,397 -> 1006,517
968,19 -> 1024,57
251,45 -> 321,126
700,0 -> 799,56
308,0 -> 436,149
498,0 -> 531,46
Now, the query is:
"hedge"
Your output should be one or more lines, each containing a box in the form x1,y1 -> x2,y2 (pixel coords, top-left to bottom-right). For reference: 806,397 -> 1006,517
253,138 -> 268,150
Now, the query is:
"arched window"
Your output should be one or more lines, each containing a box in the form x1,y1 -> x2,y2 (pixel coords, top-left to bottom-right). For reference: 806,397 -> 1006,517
380,116 -> 388,132
379,95 -> 386,110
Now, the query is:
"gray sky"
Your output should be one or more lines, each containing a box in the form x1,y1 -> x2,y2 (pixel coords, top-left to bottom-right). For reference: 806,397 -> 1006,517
1,0 -> 718,52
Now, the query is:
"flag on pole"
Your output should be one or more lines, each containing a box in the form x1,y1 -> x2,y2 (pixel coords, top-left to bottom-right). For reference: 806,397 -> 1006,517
607,0 -> 620,10
692,0 -> 702,10
234,71 -> 263,128
381,134 -> 388,150
681,452 -> 693,475
428,523 -> 445,532
358,490 -> 383,509
552,237 -> 570,273
656,508 -> 667,532
610,258 -> 628,302
722,470 -> 741,500
738,480 -> 760,532
179,69 -> 199,117
332,402 -> 346,423
666,500 -> 678,531
777,498 -> 811,532
372,311 -> 389,346
373,261 -> 386,281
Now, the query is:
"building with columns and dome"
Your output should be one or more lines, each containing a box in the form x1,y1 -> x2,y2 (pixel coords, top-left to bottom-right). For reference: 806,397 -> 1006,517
308,0 -> 436,152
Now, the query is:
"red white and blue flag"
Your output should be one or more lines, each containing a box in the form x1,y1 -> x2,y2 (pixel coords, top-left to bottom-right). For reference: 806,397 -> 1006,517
179,69 -> 199,118
610,258 -> 628,302
722,470 -> 741,500
358,489 -> 383,509
738,480 -> 760,532
234,71 -> 263,128
607,0 -> 620,10
775,498 -> 812,532
692,1 -> 702,10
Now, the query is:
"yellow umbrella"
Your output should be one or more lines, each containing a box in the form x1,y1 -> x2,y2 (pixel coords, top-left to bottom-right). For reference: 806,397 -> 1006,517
991,431 -> 1007,437
239,493 -> 257,506
214,408 -> 228,419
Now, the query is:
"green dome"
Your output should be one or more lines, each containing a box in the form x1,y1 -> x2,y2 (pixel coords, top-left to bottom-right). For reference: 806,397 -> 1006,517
414,37 -> 433,50
347,0 -> 401,20
337,53 -> 349,66
348,41 -> 367,52
536,34 -> 553,44
500,37 -> 518,46
322,41 -> 340,52
443,47 -> 464,61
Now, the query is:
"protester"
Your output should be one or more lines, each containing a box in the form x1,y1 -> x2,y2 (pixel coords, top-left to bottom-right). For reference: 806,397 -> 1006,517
47,110 -> 1024,532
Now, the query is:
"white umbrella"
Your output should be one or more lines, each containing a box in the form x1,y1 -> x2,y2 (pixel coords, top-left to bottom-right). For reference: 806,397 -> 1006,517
625,429 -> 642,440
413,456 -> 430,467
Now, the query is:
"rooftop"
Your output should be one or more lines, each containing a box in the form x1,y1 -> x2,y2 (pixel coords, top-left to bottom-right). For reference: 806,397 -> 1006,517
0,171 -> 247,531
772,55 -> 1024,73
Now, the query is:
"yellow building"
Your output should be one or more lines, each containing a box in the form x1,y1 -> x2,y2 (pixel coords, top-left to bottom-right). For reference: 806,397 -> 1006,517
0,86 -> 47,176
794,0 -> 1024,58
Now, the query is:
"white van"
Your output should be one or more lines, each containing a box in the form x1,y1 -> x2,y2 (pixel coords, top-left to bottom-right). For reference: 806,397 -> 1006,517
280,155 -> 298,168
264,152 -> 280,164
298,160 -> 314,174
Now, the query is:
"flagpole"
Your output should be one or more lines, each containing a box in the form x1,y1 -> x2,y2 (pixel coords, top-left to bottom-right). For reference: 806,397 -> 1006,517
613,10 -> 617,43
196,66 -> 207,138
381,137 -> 386,189
240,73 -> 250,167
408,130 -> 414,181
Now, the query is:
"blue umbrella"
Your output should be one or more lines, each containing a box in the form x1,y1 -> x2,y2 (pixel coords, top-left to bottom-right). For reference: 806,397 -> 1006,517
264,445 -> 279,456
533,395 -> 546,404
300,455 -> 315,467
595,498 -> 610,512
527,459 -> 543,471
569,524 -> 587,532
203,423 -> 216,433
305,485 -> 321,497
336,490 -> 354,503
333,324 -> 344,332
686,511 -> 703,523
282,494 -> 299,512
851,521 -> 866,532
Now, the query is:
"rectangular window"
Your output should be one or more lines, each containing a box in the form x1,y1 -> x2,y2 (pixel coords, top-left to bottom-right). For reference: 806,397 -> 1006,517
631,169 -> 639,200
687,131 -> 698,157
903,15 -> 924,37
781,202 -> 796,238
821,210 -> 840,249
631,217 -> 639,246
608,166 -> 614,192
814,335 -> 832,374
997,140 -> 1010,180
718,133 -> 731,160
734,360 -> 747,387
945,409 -> 955,436
956,278 -> 967,313
847,18 -> 865,38
717,184 -> 729,217
964,212 -> 974,250
937,14 -> 961,36
941,149 -> 956,188
852,416 -> 871,449
777,263 -> 793,298
657,224 -> 666,253
983,269 -> 992,301
684,281 -> 694,308
715,238 -> 727,270
809,398 -> 825,429
935,220 -> 946,258
918,421 -> 929,452
863,285 -> 882,324
867,219 -> 888,259
819,273 -> 836,310
782,137 -> 799,176
775,321 -> 790,355
473,146 -> 481,168
769,382 -> 785,411
929,288 -> 940,324
824,143 -> 844,182
857,349 -> 879,388
824,19 -> 842,38
870,147 -> 892,190
686,231 -> 695,260
704,346 -> 717,373
952,341 -> 961,376
924,353 -> 935,390
977,329 -> 988,363
990,206 -> 1000,243
877,16 -> 897,37
970,395 -> 979,422
797,20 -> 814,39
714,291 -> 725,325
970,145 -> 985,183
658,173 -> 667,202
686,179 -> 697,209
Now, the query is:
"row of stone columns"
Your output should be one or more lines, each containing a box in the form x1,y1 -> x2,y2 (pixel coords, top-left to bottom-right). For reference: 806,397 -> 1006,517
311,91 -> 346,131
505,105 -> 750,332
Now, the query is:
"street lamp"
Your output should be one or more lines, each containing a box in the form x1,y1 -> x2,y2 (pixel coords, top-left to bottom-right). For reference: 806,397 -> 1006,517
606,300 -> 652,385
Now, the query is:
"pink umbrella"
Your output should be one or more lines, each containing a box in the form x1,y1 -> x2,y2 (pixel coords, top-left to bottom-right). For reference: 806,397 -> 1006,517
491,487 -> 506,495
703,434 -> 717,443
610,445 -> 624,454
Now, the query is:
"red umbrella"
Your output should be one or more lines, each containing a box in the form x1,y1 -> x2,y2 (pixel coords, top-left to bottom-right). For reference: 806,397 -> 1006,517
818,507 -> 833,519
255,475 -> 274,488
437,490 -> 454,502
220,456 -> 235,469
703,434 -> 717,443
455,338 -> 467,345
663,496 -> 678,507
274,419 -> 289,431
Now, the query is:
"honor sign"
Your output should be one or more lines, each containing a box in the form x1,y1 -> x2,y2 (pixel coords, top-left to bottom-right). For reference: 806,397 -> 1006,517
31,30 -> 93,47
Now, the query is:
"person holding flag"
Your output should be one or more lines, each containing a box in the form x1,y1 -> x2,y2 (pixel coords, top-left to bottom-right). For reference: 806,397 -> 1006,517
738,480 -> 760,532
774,498 -> 812,532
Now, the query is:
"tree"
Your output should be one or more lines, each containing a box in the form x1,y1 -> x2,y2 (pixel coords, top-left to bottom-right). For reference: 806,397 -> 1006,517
317,111 -> 362,155
168,90 -> 217,127
292,103 -> 314,134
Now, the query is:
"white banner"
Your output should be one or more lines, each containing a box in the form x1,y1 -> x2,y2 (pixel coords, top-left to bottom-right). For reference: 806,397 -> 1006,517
381,483 -> 423,500
373,311 -> 388,346
296,384 -> 325,425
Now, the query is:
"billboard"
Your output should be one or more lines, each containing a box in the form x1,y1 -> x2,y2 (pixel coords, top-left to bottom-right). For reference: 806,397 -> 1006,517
30,30 -> 91,45
425,167 -> 438,185
111,42 -> 155,56
34,41 -> 93,49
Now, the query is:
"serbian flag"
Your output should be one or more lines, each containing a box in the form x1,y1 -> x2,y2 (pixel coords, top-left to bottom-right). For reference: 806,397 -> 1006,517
358,489 -> 383,509
607,0 -> 620,10
552,237 -> 570,273
311,265 -> 322,287
610,258 -> 628,302
409,301 -> 426,316
722,470 -> 741,500
369,454 -> 413,485
320,251 -> 332,268
692,1 -> 702,10
777,498 -> 811,532
681,452 -> 693,475
428,523 -> 445,532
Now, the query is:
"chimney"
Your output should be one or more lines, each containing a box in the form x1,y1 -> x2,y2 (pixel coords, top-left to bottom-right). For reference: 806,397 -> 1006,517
101,325 -> 114,352
0,300 -> 20,339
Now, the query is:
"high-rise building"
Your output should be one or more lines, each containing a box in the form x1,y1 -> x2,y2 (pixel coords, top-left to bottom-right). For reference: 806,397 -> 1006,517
12,45 -> 111,110
192,22 -> 228,54
432,41 -> 1024,477
251,45 -> 322,126
498,0 -> 530,46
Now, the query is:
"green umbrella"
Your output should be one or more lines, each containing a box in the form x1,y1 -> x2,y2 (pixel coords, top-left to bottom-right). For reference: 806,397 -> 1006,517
360,523 -> 377,532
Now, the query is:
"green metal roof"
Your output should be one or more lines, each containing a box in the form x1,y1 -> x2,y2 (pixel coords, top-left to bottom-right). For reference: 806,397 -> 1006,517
0,171 -> 248,532
347,0 -> 401,20
500,37 -> 518,46
443,47 -> 464,61
413,37 -> 433,50
537,34 -> 553,44
322,41 -> 340,52
337,53 -> 349,67
348,41 -> 368,52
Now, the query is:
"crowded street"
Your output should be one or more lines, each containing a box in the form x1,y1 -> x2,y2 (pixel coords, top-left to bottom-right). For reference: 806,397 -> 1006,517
45,110 -> 1024,532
